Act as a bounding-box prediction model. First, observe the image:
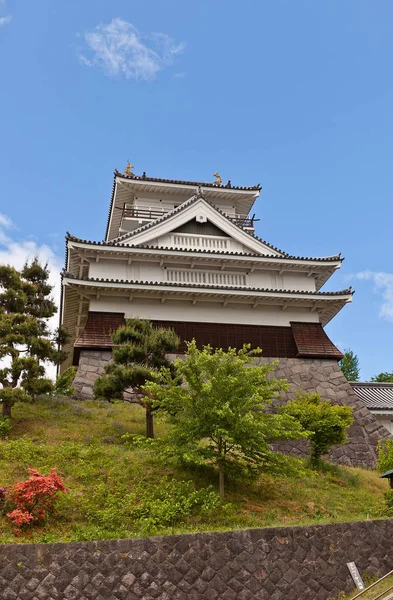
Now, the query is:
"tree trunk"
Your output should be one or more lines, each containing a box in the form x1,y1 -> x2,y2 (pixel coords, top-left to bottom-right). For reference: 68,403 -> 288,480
2,402 -> 11,418
146,404 -> 154,438
218,462 -> 225,499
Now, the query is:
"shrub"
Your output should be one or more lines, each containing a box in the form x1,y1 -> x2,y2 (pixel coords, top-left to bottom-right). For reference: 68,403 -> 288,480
53,366 -> 77,397
377,439 -> 393,473
0,417 -> 12,439
6,468 -> 66,530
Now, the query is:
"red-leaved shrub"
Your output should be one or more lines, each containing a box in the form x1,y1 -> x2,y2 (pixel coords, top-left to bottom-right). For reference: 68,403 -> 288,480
6,468 -> 66,530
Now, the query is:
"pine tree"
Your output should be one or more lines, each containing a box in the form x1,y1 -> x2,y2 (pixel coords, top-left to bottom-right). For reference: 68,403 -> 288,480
339,349 -> 360,381
0,260 -> 66,418
93,318 -> 179,438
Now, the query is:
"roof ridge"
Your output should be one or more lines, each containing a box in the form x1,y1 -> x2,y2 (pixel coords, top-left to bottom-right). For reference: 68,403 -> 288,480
113,169 -> 262,191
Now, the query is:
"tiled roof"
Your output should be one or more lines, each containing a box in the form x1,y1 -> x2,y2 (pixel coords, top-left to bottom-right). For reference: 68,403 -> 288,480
66,234 -> 342,264
62,271 -> 353,297
74,312 -> 342,360
114,170 -> 262,191
291,322 -> 343,359
105,171 -> 261,242
74,312 -> 125,348
108,190 -> 286,255
350,382 -> 393,410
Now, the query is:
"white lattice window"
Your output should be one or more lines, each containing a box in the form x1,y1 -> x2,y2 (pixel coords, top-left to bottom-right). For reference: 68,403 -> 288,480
172,234 -> 229,250
166,269 -> 247,287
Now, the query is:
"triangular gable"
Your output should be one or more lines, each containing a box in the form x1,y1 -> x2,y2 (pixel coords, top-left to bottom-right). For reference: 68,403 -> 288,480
112,195 -> 285,257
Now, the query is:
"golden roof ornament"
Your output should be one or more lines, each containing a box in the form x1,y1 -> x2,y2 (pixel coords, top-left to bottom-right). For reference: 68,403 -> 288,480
124,161 -> 135,176
213,171 -> 222,186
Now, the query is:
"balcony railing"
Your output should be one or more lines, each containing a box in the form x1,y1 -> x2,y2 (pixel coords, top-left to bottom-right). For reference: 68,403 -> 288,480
121,207 -> 256,229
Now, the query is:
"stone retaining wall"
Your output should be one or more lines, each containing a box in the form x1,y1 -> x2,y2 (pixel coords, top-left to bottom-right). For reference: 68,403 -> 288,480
73,350 -> 391,469
1,519 -> 393,599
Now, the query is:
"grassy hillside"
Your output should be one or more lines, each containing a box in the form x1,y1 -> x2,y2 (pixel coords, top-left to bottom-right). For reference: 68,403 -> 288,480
0,396 -> 389,543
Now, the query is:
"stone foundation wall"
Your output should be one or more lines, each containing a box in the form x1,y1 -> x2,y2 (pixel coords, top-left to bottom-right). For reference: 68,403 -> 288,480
73,350 -> 112,400
1,519 -> 393,599
73,350 -> 391,469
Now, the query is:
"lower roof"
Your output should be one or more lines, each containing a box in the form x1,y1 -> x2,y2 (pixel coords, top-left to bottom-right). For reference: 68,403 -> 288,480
72,311 -> 343,362
350,382 -> 393,410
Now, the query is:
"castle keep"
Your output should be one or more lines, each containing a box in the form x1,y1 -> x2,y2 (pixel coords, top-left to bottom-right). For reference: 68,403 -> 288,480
60,167 -> 390,467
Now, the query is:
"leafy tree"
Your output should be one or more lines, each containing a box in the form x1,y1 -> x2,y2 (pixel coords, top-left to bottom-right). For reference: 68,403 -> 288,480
0,260 -> 66,418
377,439 -> 393,472
280,393 -> 353,468
145,341 -> 306,498
371,372 -> 393,383
53,366 -> 77,397
339,349 -> 360,381
93,318 -> 179,438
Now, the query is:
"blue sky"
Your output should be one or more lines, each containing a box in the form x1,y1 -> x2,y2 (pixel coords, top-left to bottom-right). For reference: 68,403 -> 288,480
0,0 -> 392,379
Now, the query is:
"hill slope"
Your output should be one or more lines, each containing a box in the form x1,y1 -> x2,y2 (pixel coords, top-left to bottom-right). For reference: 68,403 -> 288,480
0,396 -> 389,543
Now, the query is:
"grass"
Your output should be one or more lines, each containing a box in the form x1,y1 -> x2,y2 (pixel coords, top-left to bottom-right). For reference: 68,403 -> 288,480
0,396 -> 390,544
330,573 -> 393,599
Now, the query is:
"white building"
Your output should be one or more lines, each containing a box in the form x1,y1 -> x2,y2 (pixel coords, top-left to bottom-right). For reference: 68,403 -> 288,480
60,167 -> 352,372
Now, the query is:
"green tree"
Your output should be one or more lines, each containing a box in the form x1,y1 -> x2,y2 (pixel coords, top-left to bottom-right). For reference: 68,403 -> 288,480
145,341 -> 306,498
0,260 -> 66,418
339,349 -> 360,381
280,393 -> 353,468
93,318 -> 179,438
371,372 -> 393,383
377,439 -> 393,472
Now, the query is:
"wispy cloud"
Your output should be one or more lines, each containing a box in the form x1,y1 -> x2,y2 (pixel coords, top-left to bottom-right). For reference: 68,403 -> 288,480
0,0 -> 11,27
0,15 -> 11,26
79,18 -> 185,81
356,270 -> 393,322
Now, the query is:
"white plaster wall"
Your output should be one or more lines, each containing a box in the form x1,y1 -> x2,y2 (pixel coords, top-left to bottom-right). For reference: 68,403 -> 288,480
88,296 -> 320,327
377,417 -> 393,434
89,258 -> 316,292
282,273 -> 316,292
132,191 -> 244,218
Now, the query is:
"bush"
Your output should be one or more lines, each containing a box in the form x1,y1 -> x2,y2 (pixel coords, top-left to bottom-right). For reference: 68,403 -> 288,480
5,468 -> 66,530
83,478 -> 222,537
377,439 -> 393,473
0,417 -> 12,439
53,366 -> 77,397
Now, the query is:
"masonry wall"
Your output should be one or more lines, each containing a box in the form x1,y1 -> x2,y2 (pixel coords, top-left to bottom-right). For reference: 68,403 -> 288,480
73,350 -> 391,469
1,519 -> 393,600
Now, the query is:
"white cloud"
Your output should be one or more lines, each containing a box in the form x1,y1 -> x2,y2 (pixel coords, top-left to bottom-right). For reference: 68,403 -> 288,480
79,18 -> 185,81
356,270 -> 393,322
0,15 -> 11,27
0,217 -> 63,379
0,213 -> 13,228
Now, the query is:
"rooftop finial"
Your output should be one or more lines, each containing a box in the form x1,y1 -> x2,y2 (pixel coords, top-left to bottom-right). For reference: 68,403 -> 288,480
124,161 -> 135,176
213,171 -> 222,186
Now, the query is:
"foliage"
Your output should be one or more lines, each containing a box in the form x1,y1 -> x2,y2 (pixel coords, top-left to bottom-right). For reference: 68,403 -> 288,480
53,366 -> 77,397
0,260 -> 68,418
0,417 -> 12,438
5,468 -> 66,530
280,393 -> 353,468
371,371 -> 393,383
0,396 -> 387,543
377,439 -> 393,472
339,349 -> 360,381
93,318 -> 179,437
145,341 -> 307,498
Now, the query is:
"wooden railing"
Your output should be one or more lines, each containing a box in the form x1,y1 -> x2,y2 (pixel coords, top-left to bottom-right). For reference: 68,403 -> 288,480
121,208 -> 255,228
